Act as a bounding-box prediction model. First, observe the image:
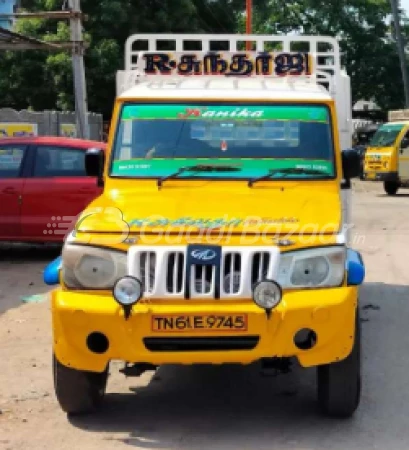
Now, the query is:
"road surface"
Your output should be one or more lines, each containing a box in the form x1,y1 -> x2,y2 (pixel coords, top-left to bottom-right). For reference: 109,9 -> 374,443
0,181 -> 409,450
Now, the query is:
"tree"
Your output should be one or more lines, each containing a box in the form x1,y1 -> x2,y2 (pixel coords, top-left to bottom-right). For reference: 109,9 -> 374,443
2,0 -> 409,116
4,0 -> 209,117
250,0 -> 409,110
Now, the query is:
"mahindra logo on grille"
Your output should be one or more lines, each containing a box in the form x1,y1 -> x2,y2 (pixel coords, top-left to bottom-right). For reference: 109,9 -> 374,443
191,249 -> 217,261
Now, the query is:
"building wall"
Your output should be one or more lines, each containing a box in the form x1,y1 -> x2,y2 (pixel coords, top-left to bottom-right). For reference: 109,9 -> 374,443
0,108 -> 104,141
0,0 -> 18,31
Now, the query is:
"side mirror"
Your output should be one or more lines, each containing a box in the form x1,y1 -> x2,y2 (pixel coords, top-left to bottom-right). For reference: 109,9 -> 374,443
401,137 -> 409,149
85,148 -> 105,187
342,148 -> 361,180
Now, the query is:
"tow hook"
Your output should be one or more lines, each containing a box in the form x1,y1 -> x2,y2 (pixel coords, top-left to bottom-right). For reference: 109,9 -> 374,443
260,357 -> 292,377
120,363 -> 157,377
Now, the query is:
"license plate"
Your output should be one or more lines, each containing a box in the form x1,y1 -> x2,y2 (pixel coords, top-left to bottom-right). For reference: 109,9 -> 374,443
366,172 -> 376,179
151,314 -> 248,333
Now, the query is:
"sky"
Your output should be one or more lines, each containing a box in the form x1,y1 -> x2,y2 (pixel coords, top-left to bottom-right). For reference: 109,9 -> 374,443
402,0 -> 409,15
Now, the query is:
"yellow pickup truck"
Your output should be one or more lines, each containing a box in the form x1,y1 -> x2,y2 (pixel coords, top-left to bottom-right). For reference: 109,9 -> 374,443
47,34 -> 365,418
364,110 -> 409,195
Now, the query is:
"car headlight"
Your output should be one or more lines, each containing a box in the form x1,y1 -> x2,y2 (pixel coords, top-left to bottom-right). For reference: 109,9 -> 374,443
113,276 -> 143,306
277,246 -> 346,289
253,280 -> 282,310
62,243 -> 127,289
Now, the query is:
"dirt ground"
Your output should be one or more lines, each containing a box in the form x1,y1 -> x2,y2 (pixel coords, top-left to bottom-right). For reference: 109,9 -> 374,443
1,180 -> 409,450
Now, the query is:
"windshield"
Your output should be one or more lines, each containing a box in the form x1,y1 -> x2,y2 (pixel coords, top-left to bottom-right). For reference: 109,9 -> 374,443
110,103 -> 335,180
369,124 -> 405,148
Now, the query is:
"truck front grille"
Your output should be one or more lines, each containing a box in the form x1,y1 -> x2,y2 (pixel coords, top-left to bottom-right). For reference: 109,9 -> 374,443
128,246 -> 280,299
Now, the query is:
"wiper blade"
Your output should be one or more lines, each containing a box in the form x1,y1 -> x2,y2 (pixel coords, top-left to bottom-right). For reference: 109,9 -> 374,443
157,164 -> 241,188
248,167 -> 329,187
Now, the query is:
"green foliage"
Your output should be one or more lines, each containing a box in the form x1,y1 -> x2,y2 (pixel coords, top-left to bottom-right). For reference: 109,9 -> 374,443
251,0 -> 409,110
6,0 -> 207,117
1,0 -> 408,116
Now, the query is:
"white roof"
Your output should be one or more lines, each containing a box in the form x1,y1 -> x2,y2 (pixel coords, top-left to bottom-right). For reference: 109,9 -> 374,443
119,77 -> 332,102
384,121 -> 409,126
389,109 -> 409,123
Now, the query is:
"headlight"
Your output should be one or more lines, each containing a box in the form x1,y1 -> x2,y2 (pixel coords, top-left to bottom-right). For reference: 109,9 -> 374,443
113,276 -> 142,306
62,244 -> 127,289
253,280 -> 282,310
277,246 -> 346,289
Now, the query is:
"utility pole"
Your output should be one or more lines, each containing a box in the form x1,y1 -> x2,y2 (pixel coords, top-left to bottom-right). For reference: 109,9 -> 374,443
67,0 -> 89,139
246,0 -> 252,51
0,4 -> 90,138
390,0 -> 409,108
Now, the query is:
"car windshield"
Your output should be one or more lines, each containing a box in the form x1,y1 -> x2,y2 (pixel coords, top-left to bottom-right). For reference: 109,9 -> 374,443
110,103 -> 335,180
369,124 -> 405,148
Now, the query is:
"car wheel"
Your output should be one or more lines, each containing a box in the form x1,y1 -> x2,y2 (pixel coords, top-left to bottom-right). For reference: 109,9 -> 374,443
53,354 -> 108,415
317,309 -> 361,418
384,181 -> 400,196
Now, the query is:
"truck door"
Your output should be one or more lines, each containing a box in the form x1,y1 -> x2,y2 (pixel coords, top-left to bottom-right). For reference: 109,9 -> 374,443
398,130 -> 409,182
0,144 -> 27,238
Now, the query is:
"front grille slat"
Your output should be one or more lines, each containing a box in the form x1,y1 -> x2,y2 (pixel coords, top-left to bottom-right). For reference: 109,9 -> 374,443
258,253 -> 264,281
229,254 -> 234,293
172,253 -> 179,293
145,252 -> 150,291
223,252 -> 242,295
139,252 -> 156,294
190,264 -> 215,296
211,265 -> 216,294
252,252 -> 271,286
166,252 -> 184,294
201,265 -> 206,294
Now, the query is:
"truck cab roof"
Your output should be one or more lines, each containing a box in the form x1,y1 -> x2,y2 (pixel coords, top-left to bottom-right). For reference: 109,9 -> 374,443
119,77 -> 332,102
384,121 -> 409,126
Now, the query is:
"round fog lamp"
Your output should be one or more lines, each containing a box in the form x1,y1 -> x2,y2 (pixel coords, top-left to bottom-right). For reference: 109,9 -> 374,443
113,276 -> 143,306
252,280 -> 282,310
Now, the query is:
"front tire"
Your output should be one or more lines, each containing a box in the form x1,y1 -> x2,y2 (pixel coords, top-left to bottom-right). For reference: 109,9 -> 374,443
317,310 -> 361,418
53,354 -> 108,415
384,181 -> 400,196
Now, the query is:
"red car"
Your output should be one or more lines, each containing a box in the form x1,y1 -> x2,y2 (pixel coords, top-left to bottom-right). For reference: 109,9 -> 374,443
0,136 -> 106,243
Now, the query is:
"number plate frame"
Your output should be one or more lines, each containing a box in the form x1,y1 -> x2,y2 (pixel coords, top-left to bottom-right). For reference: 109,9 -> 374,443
151,314 -> 248,333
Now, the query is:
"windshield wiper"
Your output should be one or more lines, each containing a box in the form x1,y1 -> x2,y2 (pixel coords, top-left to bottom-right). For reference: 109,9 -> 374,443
157,164 -> 241,188
374,140 -> 395,147
248,167 -> 330,187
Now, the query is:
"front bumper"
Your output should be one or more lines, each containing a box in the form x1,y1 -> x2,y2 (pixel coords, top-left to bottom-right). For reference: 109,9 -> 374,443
363,171 -> 398,182
52,287 -> 358,372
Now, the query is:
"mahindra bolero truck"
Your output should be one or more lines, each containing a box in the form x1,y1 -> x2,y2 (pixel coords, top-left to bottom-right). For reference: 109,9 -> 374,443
48,34 -> 365,418
364,109 -> 409,195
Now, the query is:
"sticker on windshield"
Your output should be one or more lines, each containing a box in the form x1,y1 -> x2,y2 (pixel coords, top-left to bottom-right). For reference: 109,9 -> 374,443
121,105 -> 329,123
111,158 -> 333,178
